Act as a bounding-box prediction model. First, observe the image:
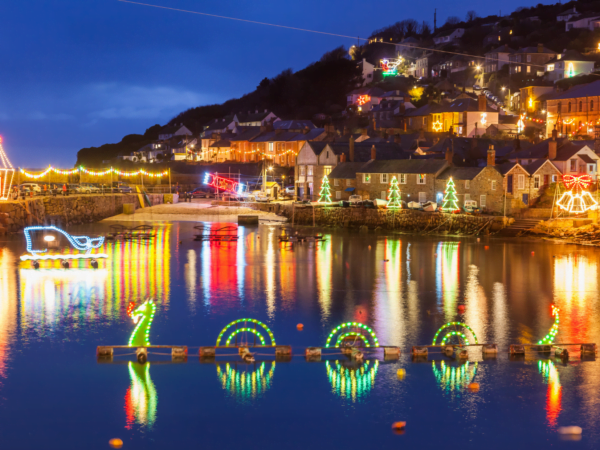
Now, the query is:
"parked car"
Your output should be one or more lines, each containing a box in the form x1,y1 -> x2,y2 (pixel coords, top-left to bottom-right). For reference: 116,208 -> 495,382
20,183 -> 41,194
189,187 -> 212,198
348,195 -> 363,203
78,183 -> 101,194
112,182 -> 134,193
473,85 -> 482,91
252,190 -> 272,202
284,186 -> 295,195
463,200 -> 480,214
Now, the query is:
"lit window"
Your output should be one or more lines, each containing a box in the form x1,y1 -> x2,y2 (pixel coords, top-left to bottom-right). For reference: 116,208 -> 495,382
324,166 -> 332,176
534,175 -> 540,189
381,174 -> 388,183
346,179 -> 351,186
480,195 -> 487,208
518,174 -> 525,189
300,166 -> 306,176
527,66 -> 531,73
570,159 -> 577,171
465,180 -> 470,189
307,165 -> 314,176
334,178 -> 339,186
400,174 -> 406,184
491,180 -> 497,190
417,174 -> 426,184
336,191 -> 341,199
363,174 -> 371,183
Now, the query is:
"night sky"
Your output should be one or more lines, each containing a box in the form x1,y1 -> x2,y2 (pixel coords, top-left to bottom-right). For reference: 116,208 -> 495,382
1,0 -> 552,167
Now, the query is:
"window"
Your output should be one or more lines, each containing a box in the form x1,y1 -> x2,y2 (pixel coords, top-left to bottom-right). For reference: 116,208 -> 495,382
579,101 -> 583,112
527,66 -> 531,73
418,192 -> 426,203
552,175 -> 558,182
300,166 -> 306,176
381,174 -> 388,183
480,195 -> 487,208
268,142 -> 274,152
534,175 -> 540,189
568,102 -> 572,112
518,174 -> 525,189
491,180 -> 497,190
381,191 -> 387,200
527,55 -> 531,62
592,100 -> 595,111
589,164 -> 596,173
417,174 -> 426,184
334,178 -> 339,186
324,166 -> 332,176
399,174 -> 407,184
307,165 -> 314,176
346,179 -> 351,186
464,193 -> 471,201
465,180 -> 470,189
363,174 -> 371,183
570,159 -> 577,171
326,151 -> 330,158
548,64 -> 554,71
336,191 -> 341,199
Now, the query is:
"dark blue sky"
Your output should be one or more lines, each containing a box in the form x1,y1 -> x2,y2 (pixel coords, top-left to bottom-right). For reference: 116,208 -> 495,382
1,0 -> 550,167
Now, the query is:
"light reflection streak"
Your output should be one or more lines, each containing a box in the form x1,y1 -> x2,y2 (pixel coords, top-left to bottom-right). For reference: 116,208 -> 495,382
125,362 -> 157,429
436,242 -> 460,321
326,360 -> 378,402
432,360 -> 478,397
316,236 -> 332,320
184,249 -> 197,313
464,265 -> 488,344
0,248 -> 17,380
538,360 -> 561,428
374,239 -> 403,347
265,229 -> 276,319
492,282 -> 508,349
216,362 -> 275,403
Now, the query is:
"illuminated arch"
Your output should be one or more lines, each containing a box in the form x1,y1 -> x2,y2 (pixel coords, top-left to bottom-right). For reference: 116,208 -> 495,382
216,319 -> 276,346
432,322 -> 478,346
326,360 -> 379,402
335,332 -> 370,348
216,361 -> 275,401
325,322 -> 379,348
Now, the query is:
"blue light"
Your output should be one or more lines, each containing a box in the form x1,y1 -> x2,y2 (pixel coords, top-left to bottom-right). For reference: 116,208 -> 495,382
203,173 -> 210,184
21,226 -> 107,261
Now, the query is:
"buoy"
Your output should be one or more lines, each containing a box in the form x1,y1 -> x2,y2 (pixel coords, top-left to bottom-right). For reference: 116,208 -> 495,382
531,251 -> 534,255
468,382 -> 480,392
91,259 -> 98,269
477,238 -> 480,243
109,438 -> 123,448
61,259 -> 69,269
179,241 -> 182,244
558,426 -> 582,435
397,369 -> 406,379
384,259 -> 389,262
391,421 -> 406,434
458,305 -> 465,312
296,323 -> 304,330
484,246 -> 489,250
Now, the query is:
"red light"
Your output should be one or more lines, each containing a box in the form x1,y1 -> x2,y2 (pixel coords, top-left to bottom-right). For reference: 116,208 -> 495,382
562,174 -> 592,190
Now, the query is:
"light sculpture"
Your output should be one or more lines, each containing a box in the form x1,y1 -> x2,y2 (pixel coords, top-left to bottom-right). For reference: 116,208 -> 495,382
556,174 -> 598,214
318,175 -> 332,203
326,360 -> 378,402
20,226 -> 108,261
324,322 -> 379,348
441,177 -> 460,212
432,322 -> 479,346
537,305 -> 560,345
20,166 -> 168,178
0,136 -> 15,201
216,319 -> 276,346
386,176 -> 402,208
432,121 -> 443,132
128,299 -> 156,347
380,58 -> 401,76
203,173 -> 247,195
217,361 -> 275,401
357,95 -> 371,106
125,361 -> 157,428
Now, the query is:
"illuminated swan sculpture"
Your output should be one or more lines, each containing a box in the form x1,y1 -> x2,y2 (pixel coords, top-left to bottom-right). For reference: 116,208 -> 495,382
20,225 -> 107,261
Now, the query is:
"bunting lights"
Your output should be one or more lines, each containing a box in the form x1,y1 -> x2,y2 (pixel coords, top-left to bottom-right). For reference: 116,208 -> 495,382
203,173 -> 247,195
556,174 -> 598,214
20,166 -> 168,179
0,136 -> 15,201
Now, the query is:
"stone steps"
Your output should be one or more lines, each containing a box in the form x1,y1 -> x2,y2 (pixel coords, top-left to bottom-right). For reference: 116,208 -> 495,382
496,219 -> 541,237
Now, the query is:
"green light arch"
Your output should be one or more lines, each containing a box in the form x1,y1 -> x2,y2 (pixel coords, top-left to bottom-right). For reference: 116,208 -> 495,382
216,318 -> 276,346
325,322 -> 379,348
335,332 -> 371,348
432,322 -> 478,346
326,360 -> 379,402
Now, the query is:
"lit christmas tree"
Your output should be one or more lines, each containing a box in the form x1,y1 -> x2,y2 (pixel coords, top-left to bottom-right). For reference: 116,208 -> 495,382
387,176 -> 402,208
318,175 -> 332,203
442,177 -> 460,212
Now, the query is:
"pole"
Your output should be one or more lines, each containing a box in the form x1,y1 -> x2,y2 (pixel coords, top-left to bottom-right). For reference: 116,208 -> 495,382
110,167 -> 113,195
169,168 -> 172,194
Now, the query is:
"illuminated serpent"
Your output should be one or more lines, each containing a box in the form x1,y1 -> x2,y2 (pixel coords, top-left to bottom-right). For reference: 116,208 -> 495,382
537,305 -> 560,345
128,300 -> 156,347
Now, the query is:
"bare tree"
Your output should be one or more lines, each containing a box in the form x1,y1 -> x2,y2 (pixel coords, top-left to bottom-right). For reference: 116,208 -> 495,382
466,10 -> 478,21
418,21 -> 432,37
404,19 -> 419,36
445,16 -> 461,26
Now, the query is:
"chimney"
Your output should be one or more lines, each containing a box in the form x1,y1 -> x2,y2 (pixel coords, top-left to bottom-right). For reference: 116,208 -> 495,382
303,127 -> 310,135
471,136 -> 478,149
264,109 -> 268,113
399,103 -> 406,115
343,126 -> 350,136
478,94 -> 487,112
340,152 -> 346,162
361,128 -> 368,136
552,126 -> 558,140
445,146 -> 453,166
372,117 -> 377,130
394,134 -> 401,144
403,121 -> 407,132
487,145 -> 495,166
548,137 -> 557,160
514,137 -> 521,150
349,136 -> 355,162
275,128 -> 283,135
537,43 -> 543,53
371,145 -> 376,160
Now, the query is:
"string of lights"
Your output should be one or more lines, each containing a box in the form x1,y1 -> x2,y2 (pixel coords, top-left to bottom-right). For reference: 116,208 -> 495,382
20,166 -> 169,179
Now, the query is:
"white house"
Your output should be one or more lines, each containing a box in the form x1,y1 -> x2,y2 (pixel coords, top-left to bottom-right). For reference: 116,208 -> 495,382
433,28 -> 465,45
545,50 -> 595,83
358,58 -> 374,86
158,124 -> 192,140
557,7 -> 579,22
565,13 -> 600,31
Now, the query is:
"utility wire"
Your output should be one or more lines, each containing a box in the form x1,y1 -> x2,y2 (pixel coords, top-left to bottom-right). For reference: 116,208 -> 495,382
117,0 -> 598,75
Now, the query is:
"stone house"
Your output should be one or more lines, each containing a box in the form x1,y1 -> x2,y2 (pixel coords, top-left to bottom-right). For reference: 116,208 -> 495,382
355,158 -> 448,203
509,45 -> 557,76
483,45 -> 514,75
498,159 -> 562,209
545,80 -> 600,138
435,150 -> 504,213
328,163 -> 364,200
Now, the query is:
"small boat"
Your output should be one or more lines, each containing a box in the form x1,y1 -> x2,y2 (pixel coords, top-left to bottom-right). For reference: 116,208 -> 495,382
422,201 -> 437,212
408,201 -> 422,210
374,198 -> 388,208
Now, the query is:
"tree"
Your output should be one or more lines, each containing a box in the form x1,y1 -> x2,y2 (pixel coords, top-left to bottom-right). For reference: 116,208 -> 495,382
408,86 -> 424,102
387,176 -> 402,208
466,10 -> 478,22
445,16 -> 461,26
442,177 -> 460,212
318,175 -> 332,203
320,46 -> 348,63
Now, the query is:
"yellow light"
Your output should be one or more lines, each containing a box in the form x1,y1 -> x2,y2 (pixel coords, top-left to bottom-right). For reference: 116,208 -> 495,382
43,236 -> 55,242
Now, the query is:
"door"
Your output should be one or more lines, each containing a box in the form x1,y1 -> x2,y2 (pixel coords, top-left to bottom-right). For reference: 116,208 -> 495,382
522,193 -> 529,205
298,186 -> 304,199
544,175 -> 549,186
507,175 -> 513,194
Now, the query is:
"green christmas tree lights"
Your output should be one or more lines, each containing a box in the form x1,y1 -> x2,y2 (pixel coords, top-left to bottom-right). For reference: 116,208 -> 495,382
442,177 -> 460,212
318,175 -> 332,203
386,176 -> 402,208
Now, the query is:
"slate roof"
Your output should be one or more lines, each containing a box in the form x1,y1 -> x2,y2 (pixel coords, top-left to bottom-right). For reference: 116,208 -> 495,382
251,131 -> 299,143
327,142 -> 407,162
328,162 -> 367,179
437,98 -> 497,113
304,142 -> 328,156
437,167 -> 486,180
288,128 -> 326,141
546,50 -> 595,64
579,154 -> 597,164
229,128 -> 263,142
349,86 -> 386,97
510,138 -> 587,160
273,120 -> 316,130
485,45 -> 515,55
357,158 -> 448,174
548,81 -> 600,100
496,162 -> 521,176
514,46 -> 556,54
210,139 -> 232,148
235,111 -> 272,123
558,8 -> 578,16
404,103 -> 443,117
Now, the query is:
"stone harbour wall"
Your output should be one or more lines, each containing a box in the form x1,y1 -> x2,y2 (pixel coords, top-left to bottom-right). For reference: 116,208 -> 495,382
279,205 -> 507,235
0,194 -> 158,233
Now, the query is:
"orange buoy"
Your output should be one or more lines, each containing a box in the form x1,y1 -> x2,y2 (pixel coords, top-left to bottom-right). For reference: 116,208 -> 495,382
391,422 -> 406,434
531,251 -> 534,255
297,323 -> 304,330
484,246 -> 489,250
397,369 -> 406,379
458,305 -> 465,312
468,382 -> 480,392
368,245 -> 371,250
109,438 -> 123,448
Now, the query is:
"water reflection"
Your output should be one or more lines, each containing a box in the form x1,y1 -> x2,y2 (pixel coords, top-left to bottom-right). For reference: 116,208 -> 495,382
125,362 -> 157,429
436,242 -> 460,320
326,360 -> 378,402
216,362 -> 275,403
432,360 -> 478,397
0,248 -> 17,381
538,360 -> 561,428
